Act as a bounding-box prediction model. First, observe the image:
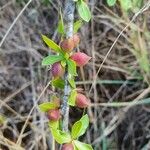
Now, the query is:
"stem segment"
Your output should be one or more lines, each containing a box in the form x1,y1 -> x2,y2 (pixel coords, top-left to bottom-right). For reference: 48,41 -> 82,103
61,0 -> 75,132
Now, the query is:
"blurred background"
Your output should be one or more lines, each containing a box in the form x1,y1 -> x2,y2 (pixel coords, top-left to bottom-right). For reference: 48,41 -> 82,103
0,0 -> 150,149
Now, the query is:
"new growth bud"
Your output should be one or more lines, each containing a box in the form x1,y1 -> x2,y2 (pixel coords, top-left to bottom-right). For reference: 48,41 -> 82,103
51,62 -> 64,78
62,143 -> 74,150
75,93 -> 90,108
70,52 -> 91,67
47,109 -> 61,121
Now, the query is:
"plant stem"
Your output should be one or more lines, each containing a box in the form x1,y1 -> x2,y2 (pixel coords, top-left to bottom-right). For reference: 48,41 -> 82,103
61,0 -> 75,132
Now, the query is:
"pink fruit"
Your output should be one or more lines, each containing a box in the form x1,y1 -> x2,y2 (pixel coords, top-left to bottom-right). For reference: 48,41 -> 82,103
60,38 -> 74,53
72,33 -> 80,47
47,109 -> 61,121
62,143 -> 74,150
70,52 -> 91,67
51,62 -> 64,78
75,93 -> 90,108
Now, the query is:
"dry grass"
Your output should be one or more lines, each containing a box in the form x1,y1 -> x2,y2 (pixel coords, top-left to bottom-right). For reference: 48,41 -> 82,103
0,0 -> 150,149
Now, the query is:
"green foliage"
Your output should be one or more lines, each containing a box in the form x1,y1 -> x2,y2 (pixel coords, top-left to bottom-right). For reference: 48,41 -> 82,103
118,0 -> 132,11
39,102 -> 58,112
50,115 -> 93,149
74,20 -> 83,33
51,129 -> 71,144
57,10 -> 65,35
71,121 -> 83,139
48,121 -> 59,129
68,76 -> 76,88
74,140 -> 93,150
106,0 -> 116,6
67,59 -> 77,76
42,55 -> 64,66
77,0 -> 91,22
42,35 -> 62,53
68,90 -> 77,106
52,78 -> 65,89
71,114 -> 89,139
40,1 -> 93,148
61,59 -> 67,67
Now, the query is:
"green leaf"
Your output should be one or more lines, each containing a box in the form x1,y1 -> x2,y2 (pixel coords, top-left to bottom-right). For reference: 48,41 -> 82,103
57,10 -> 65,35
51,129 -> 71,144
42,35 -> 62,52
68,90 -> 77,106
68,76 -> 76,88
42,55 -> 64,66
67,59 -> 77,76
71,121 -> 82,139
77,114 -> 89,137
77,0 -> 91,22
71,114 -> 89,139
74,140 -> 93,150
52,78 -> 65,89
48,121 -> 59,129
106,0 -> 116,6
118,0 -> 132,11
74,20 -> 83,33
39,102 -> 58,112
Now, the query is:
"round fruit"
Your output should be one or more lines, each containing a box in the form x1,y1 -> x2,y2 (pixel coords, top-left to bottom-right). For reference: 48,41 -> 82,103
62,143 -> 74,150
60,38 -> 74,52
47,109 -> 61,121
75,93 -> 90,108
51,62 -> 64,78
70,52 -> 91,67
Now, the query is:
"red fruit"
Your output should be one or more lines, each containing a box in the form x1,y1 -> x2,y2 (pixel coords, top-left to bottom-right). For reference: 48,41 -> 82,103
60,38 -> 74,52
51,62 -> 64,78
47,109 -> 61,121
70,52 -> 91,67
75,93 -> 90,108
72,34 -> 80,47
62,143 -> 74,150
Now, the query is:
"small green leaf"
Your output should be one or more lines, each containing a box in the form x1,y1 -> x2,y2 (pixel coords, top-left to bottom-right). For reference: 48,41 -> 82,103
77,0 -> 91,22
106,0 -> 116,6
67,59 -> 77,76
68,76 -> 76,88
74,140 -> 93,150
42,55 -> 64,66
68,90 -> 77,106
79,114 -> 89,136
71,121 -> 82,139
52,78 -> 65,89
57,9 -> 65,35
48,121 -> 59,129
71,114 -> 89,139
39,102 -> 58,112
42,35 -> 62,52
51,129 -> 71,144
74,20 -> 83,33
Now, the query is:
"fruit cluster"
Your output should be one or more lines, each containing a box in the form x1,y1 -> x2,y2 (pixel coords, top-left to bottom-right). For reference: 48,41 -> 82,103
47,92 -> 90,122
51,34 -> 91,78
39,33 -> 92,150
